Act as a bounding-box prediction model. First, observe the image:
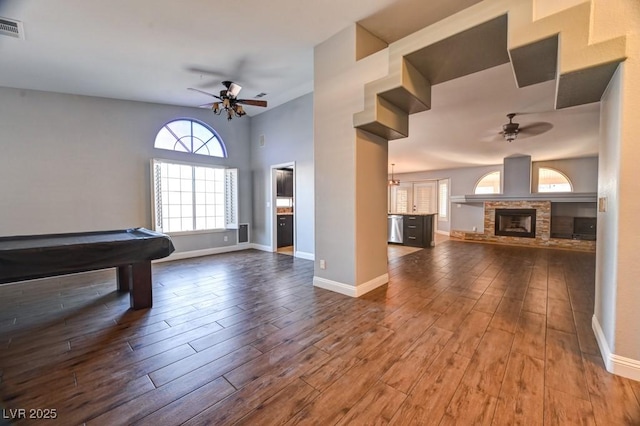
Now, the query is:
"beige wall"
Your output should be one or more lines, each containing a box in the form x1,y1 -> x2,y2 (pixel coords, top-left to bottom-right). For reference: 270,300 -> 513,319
355,130 -> 389,286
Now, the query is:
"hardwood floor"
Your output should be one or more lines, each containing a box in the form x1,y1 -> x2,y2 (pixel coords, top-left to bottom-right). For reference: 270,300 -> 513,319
387,244 -> 422,260
276,246 -> 294,256
1,240 -> 640,425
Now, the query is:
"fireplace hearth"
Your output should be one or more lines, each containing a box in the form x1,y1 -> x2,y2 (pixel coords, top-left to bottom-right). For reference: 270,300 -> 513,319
495,208 -> 536,238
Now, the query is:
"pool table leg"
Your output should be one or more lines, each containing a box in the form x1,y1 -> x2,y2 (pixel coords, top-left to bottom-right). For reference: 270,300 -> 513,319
130,261 -> 153,310
117,265 -> 132,292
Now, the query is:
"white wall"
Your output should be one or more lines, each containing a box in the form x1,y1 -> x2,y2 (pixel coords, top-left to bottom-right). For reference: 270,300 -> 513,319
532,157 -> 598,192
394,164 -> 501,233
393,156 -> 599,234
249,93 -> 315,257
596,64 -> 621,356
612,49 -> 640,365
0,87 -> 252,253
591,0 -> 640,378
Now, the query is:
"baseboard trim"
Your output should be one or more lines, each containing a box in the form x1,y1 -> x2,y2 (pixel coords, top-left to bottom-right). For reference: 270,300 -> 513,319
154,243 -> 307,262
295,251 -> 315,261
313,273 -> 389,297
154,244 -> 253,263
250,243 -> 273,252
592,315 -> 640,381
593,314 -> 613,370
435,230 -> 450,236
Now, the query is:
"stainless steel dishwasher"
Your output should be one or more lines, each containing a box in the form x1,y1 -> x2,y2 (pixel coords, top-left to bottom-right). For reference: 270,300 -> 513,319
387,214 -> 404,243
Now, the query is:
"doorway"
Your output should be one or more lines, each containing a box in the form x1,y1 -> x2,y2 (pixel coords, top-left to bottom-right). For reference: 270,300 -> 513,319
271,162 -> 295,255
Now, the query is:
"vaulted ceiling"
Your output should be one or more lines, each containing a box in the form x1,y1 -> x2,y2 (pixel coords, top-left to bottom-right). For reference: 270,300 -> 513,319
0,0 -> 600,172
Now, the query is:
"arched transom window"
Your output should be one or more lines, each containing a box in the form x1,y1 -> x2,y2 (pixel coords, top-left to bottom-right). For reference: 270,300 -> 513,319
538,167 -> 573,192
154,118 -> 227,157
474,171 -> 501,194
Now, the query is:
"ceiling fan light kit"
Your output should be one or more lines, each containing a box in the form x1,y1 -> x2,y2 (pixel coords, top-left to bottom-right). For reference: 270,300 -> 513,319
496,112 -> 552,143
502,113 -> 519,142
226,82 -> 242,98
188,80 -> 267,121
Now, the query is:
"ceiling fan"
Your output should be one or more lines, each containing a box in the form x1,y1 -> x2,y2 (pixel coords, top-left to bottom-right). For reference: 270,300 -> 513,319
499,113 -> 552,142
188,81 -> 267,120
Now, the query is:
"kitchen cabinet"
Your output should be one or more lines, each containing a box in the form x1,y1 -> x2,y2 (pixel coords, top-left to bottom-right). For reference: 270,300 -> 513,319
276,169 -> 294,198
402,214 -> 435,248
277,215 -> 293,247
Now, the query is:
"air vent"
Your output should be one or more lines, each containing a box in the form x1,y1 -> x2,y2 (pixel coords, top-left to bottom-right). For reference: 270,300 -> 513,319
0,17 -> 24,39
238,223 -> 249,244
255,92 -> 267,98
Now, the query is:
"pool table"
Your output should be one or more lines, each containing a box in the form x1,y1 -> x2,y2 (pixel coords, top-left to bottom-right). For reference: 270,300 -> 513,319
0,228 -> 175,310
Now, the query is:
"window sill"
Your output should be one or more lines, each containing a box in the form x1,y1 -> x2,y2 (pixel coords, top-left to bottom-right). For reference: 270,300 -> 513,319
162,229 -> 230,237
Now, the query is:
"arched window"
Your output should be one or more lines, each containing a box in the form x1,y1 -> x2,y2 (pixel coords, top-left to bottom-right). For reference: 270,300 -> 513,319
474,171 -> 501,194
154,118 -> 227,157
538,167 -> 573,192
151,119 -> 236,234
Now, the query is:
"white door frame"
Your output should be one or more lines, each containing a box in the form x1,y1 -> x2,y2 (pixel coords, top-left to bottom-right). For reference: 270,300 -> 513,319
270,161 -> 295,252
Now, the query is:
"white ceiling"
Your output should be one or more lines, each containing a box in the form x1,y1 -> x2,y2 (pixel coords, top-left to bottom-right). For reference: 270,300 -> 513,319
0,0 -> 600,173
395,63 -> 600,173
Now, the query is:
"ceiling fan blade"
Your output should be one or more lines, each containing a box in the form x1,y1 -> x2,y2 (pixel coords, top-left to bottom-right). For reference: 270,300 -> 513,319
186,67 -> 231,88
518,122 -> 553,136
236,99 -> 267,107
188,87 -> 221,99
480,133 -> 506,143
187,66 -> 227,77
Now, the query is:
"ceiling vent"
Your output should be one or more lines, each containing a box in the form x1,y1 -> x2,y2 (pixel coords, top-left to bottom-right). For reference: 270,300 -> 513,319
0,17 -> 25,39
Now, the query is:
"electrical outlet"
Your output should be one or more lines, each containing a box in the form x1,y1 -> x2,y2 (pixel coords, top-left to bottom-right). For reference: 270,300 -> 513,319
472,226 -> 477,232
224,235 -> 228,242
320,259 -> 326,270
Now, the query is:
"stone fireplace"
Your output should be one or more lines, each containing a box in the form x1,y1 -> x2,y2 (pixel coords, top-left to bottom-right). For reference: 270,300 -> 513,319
484,201 -> 549,241
448,156 -> 596,252
450,199 -> 596,252
495,208 -> 536,238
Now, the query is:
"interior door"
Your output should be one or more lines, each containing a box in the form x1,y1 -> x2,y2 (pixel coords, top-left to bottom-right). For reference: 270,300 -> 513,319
412,182 -> 437,213
389,181 -> 437,213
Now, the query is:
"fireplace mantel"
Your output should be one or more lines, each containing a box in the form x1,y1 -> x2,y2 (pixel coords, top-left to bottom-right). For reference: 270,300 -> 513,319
450,192 -> 597,204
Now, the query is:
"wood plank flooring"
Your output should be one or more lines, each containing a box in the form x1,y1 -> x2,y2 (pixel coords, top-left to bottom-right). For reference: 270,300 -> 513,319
1,240 -> 640,425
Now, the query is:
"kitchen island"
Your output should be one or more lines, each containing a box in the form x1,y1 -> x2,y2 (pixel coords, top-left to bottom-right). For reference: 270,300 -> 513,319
387,213 -> 436,248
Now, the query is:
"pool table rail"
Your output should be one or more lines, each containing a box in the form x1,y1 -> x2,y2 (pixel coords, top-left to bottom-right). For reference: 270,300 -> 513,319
0,227 -> 175,309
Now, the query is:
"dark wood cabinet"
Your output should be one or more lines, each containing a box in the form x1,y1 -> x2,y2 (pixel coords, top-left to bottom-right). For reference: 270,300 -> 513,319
277,215 -> 293,247
276,169 -> 294,198
403,214 -> 435,248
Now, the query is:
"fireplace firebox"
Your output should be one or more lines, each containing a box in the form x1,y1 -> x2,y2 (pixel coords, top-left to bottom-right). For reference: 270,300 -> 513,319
495,208 -> 536,238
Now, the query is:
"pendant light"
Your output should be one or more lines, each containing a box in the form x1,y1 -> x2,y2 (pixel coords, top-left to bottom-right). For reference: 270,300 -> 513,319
388,163 -> 400,186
